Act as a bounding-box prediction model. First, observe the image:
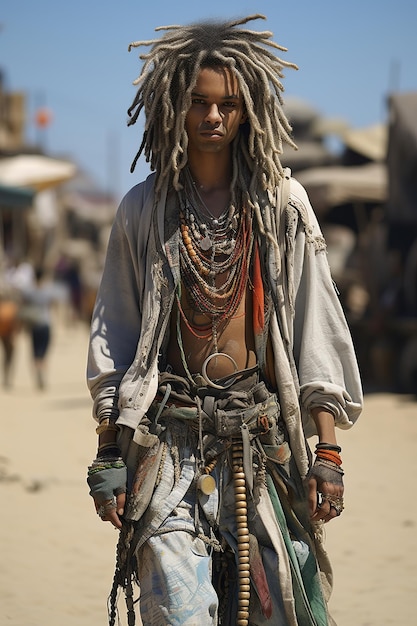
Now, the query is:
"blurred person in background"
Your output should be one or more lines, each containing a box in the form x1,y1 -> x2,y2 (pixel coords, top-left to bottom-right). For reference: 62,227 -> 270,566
0,258 -> 35,388
19,267 -> 58,389
0,295 -> 19,388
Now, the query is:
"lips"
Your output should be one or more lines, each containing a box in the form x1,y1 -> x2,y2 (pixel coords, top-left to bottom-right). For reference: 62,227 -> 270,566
200,130 -> 224,138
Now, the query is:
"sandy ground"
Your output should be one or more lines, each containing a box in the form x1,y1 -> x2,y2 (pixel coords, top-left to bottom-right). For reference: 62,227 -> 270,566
0,316 -> 416,626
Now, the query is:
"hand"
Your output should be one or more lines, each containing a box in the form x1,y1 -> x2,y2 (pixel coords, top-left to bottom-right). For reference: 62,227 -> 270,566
307,458 -> 344,523
308,409 -> 344,523
87,457 -> 127,529
94,493 -> 126,529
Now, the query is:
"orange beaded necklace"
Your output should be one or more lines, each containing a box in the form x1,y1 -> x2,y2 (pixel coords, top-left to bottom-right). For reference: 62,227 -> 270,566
177,170 -> 254,352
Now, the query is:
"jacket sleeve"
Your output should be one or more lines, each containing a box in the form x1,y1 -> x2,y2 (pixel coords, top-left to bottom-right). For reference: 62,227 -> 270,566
289,179 -> 363,436
86,177 -> 155,422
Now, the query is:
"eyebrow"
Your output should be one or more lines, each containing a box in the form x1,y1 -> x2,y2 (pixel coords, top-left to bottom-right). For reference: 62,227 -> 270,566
191,90 -> 240,100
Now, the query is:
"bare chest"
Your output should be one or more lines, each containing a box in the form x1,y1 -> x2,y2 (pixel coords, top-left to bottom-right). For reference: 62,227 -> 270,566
166,284 -> 256,379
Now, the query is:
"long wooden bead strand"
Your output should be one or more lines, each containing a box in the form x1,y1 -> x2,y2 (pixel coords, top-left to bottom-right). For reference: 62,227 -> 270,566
232,440 -> 250,626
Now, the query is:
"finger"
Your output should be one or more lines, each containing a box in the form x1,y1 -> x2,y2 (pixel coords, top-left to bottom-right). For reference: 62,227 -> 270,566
329,505 -> 340,520
107,508 -> 123,529
311,498 -> 331,521
95,499 -> 121,528
307,477 -> 318,516
319,494 -> 344,522
97,506 -> 122,529
116,492 -> 126,516
321,506 -> 339,524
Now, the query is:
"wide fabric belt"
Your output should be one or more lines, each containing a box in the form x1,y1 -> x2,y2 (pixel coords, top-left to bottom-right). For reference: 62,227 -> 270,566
153,393 -> 278,436
150,374 -> 280,440
202,392 -> 279,438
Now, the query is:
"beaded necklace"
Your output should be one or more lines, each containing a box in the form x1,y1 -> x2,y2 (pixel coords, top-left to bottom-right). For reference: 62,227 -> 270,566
178,169 -> 254,352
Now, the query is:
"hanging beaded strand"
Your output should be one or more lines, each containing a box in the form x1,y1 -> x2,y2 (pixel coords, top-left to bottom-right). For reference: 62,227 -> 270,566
183,165 -> 239,255
232,440 -> 251,626
178,170 -> 253,352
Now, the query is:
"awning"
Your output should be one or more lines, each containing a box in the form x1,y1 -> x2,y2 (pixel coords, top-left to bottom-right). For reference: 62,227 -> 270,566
0,183 -> 34,209
0,154 -> 77,191
282,140 -> 337,171
341,124 -> 388,162
295,162 -> 387,215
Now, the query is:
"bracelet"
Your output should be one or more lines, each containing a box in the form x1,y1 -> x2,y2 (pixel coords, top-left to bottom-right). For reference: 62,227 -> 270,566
315,442 -> 342,453
97,442 -> 120,457
315,449 -> 342,466
88,458 -> 126,476
314,458 -> 344,475
96,421 -> 120,435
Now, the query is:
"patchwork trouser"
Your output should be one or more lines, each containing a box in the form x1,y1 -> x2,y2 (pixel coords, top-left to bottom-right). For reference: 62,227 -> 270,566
120,424 -> 292,626
117,382 -> 331,626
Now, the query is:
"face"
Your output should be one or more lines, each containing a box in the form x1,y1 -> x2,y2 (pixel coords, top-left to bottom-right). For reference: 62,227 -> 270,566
184,66 -> 247,157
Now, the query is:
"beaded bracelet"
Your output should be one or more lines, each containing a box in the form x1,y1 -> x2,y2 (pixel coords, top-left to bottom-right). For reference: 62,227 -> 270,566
88,458 -> 126,476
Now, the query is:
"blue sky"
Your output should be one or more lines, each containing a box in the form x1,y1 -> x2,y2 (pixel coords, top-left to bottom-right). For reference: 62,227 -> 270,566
1,1 -> 416,200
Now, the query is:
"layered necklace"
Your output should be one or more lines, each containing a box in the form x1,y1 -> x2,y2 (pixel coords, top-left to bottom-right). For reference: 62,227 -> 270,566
178,167 -> 254,353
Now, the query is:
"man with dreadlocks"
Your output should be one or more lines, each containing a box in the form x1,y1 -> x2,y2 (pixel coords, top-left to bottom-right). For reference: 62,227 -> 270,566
87,14 -> 362,626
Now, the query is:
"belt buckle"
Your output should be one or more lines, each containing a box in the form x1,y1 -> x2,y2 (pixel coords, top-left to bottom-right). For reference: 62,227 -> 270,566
258,412 -> 270,434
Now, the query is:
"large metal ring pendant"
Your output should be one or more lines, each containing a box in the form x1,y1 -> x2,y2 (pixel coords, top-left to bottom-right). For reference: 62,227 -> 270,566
201,352 -> 239,389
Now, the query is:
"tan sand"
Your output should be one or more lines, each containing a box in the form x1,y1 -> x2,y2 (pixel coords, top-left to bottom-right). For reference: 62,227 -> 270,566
0,316 -> 416,625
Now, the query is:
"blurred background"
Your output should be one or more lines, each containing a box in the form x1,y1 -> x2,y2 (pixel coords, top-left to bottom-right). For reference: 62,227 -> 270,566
1,4 -> 417,626
0,0 -> 416,393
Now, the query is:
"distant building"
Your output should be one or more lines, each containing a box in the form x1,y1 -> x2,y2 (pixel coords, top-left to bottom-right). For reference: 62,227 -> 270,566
0,70 -> 27,153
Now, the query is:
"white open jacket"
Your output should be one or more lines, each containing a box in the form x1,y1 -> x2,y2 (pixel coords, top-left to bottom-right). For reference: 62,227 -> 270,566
87,171 -> 363,478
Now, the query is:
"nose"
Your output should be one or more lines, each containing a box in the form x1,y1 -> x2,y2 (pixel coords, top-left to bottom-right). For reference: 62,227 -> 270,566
204,103 -> 222,124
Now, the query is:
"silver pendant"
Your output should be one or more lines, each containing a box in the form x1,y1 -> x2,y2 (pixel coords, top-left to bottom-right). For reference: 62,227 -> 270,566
200,235 -> 212,251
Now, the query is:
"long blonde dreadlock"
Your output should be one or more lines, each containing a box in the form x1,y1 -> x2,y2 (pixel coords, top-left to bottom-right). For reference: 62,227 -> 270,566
127,14 -> 298,222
